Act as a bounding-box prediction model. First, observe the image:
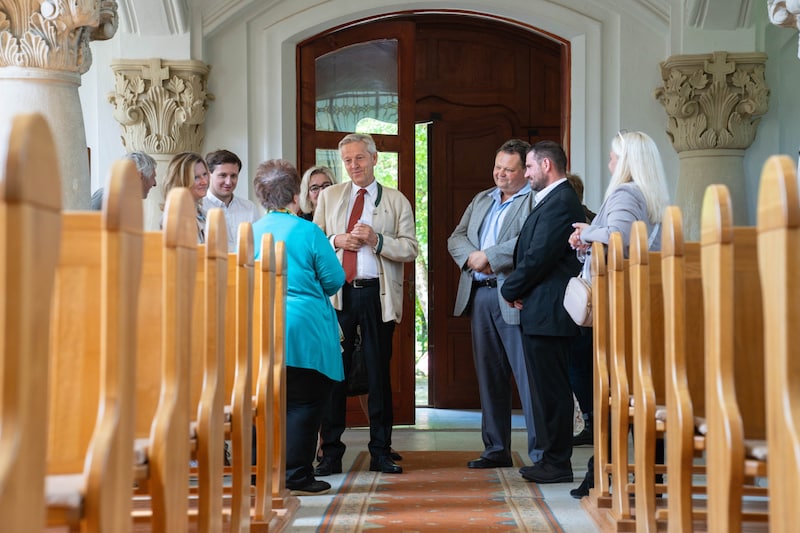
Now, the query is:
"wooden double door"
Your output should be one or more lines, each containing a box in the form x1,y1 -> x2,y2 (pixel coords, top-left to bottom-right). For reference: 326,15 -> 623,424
298,14 -> 567,422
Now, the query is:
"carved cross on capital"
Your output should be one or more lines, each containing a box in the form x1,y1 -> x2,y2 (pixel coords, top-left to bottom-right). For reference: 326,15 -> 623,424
654,52 -> 769,152
143,59 -> 170,86
705,52 -> 735,85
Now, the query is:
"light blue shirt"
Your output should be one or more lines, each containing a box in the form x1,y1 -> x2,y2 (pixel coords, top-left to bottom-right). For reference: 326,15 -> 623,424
474,183 -> 531,281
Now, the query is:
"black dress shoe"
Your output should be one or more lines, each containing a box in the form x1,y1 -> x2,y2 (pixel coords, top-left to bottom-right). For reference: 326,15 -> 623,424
287,479 -> 331,496
520,462 -> 573,484
570,470 -> 593,498
313,457 -> 342,476
390,448 -> 403,461
369,456 -> 403,474
468,457 -> 513,469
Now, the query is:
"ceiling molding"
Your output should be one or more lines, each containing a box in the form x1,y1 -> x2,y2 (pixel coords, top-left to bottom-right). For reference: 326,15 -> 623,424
117,0 -> 189,35
687,0 -> 754,29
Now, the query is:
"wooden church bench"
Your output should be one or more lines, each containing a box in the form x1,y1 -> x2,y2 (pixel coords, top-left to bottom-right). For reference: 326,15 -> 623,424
658,205 -> 707,532
132,188 -> 198,532
757,154 -> 800,533
587,240 -> 612,510
701,184 -> 769,532
222,222 -> 255,531
251,233 -> 276,529
270,240 -> 297,517
0,114 -> 63,531
45,159 -> 143,532
628,220 -> 668,532
188,207 -> 227,532
606,230 -> 636,531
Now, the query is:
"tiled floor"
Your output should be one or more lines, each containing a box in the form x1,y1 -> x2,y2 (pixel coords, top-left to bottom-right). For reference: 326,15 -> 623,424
285,408 -> 598,532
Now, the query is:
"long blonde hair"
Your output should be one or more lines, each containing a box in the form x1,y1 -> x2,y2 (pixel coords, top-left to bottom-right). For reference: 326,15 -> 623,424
607,131 -> 669,223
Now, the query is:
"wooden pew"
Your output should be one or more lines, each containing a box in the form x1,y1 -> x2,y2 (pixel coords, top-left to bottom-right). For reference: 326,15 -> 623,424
701,184 -> 768,532
271,241 -> 297,515
45,160 -> 143,532
0,114 -> 62,532
224,223 -> 255,532
189,207 -> 227,532
659,205 -> 706,533
756,154 -> 800,533
252,233 -> 276,529
587,240 -> 611,510
132,188 -> 198,532
606,231 -> 636,531
629,220 -> 667,532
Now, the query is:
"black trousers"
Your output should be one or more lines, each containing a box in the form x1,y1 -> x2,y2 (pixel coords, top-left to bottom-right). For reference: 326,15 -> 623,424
521,333 -> 574,467
319,283 -> 396,459
285,367 -> 333,487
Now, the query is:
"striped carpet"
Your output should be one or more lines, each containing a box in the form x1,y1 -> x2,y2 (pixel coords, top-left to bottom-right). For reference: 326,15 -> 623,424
317,450 -> 564,532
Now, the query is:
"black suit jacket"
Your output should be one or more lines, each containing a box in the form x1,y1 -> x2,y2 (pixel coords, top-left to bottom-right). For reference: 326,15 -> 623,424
500,180 -> 585,336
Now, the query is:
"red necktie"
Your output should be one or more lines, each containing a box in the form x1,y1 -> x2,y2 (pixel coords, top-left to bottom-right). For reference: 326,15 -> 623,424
343,188 -> 366,283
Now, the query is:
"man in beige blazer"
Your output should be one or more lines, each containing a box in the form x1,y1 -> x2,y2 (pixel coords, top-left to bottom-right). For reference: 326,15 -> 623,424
314,133 -> 418,475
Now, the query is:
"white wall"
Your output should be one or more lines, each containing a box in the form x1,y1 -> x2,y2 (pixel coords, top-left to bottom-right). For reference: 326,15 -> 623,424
79,0 -> 800,221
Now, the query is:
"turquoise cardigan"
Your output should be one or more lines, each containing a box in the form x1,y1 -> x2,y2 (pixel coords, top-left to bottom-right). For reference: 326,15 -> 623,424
253,211 -> 345,382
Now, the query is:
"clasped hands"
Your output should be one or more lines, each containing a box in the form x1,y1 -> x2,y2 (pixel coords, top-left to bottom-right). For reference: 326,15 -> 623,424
337,222 -> 378,251
569,222 -> 590,253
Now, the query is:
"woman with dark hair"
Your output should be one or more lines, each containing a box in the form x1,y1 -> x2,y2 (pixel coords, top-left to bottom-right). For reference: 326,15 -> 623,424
251,159 -> 345,495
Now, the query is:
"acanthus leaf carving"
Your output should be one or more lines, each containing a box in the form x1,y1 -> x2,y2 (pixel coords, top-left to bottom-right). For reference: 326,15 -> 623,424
107,59 -> 215,154
654,51 -> 769,152
0,0 -> 117,71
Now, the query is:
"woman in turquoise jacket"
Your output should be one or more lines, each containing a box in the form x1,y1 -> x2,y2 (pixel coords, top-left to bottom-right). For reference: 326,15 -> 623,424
252,159 -> 345,495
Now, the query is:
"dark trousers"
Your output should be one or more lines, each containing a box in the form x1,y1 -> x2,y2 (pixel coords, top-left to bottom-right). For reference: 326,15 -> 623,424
319,283 -> 396,459
569,327 -> 593,418
521,333 -> 574,467
285,366 -> 333,487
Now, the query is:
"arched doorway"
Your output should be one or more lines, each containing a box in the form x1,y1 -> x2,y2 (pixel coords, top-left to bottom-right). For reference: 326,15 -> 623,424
297,13 -> 568,423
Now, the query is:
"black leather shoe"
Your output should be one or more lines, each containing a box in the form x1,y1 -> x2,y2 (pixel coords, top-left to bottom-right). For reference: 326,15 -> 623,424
370,456 -> 403,474
313,458 -> 342,477
287,479 -> 331,495
520,462 -> 573,484
468,457 -> 513,469
390,448 -> 403,461
570,469 -> 593,498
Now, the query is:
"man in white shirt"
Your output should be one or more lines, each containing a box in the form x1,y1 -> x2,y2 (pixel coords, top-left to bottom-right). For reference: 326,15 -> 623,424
202,149 -> 262,249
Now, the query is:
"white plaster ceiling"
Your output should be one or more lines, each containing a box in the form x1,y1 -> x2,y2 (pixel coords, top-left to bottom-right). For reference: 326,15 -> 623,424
117,0 -> 189,35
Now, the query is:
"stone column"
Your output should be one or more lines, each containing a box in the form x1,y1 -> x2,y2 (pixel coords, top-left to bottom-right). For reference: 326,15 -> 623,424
107,58 -> 214,230
0,0 -> 118,209
654,51 -> 769,239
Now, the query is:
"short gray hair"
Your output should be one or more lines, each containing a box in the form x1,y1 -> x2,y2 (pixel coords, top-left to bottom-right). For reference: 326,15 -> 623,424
339,132 -> 377,155
253,159 -> 300,210
124,151 -> 156,178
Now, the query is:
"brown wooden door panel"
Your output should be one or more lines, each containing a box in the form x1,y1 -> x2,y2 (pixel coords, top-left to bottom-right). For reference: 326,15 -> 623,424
298,13 -> 567,413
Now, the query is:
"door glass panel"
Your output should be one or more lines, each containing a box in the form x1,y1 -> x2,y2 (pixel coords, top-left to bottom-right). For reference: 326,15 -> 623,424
316,148 -> 397,189
315,40 -> 399,134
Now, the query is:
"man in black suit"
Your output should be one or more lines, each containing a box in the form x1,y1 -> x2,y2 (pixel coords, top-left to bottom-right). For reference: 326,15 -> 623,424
500,140 -> 585,483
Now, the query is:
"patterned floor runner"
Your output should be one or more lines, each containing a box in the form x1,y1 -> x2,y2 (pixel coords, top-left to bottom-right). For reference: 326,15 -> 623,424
318,450 -> 564,532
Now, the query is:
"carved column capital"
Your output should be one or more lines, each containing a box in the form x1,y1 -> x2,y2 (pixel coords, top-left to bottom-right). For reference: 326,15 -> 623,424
654,51 -> 769,152
769,0 -> 800,58
107,58 -> 215,154
0,0 -> 118,73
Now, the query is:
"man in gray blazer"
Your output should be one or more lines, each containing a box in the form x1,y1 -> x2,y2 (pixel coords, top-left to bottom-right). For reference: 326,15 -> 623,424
447,139 -> 541,468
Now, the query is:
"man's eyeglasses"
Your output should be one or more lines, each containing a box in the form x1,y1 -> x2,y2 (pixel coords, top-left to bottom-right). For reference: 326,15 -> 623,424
309,182 -> 332,193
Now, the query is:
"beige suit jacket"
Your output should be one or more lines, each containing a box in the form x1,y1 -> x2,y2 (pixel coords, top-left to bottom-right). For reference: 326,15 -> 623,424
314,181 -> 418,323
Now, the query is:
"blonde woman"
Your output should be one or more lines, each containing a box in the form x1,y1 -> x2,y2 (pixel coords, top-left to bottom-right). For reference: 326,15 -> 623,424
298,165 -> 337,220
569,130 -> 669,255
163,151 -> 210,243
